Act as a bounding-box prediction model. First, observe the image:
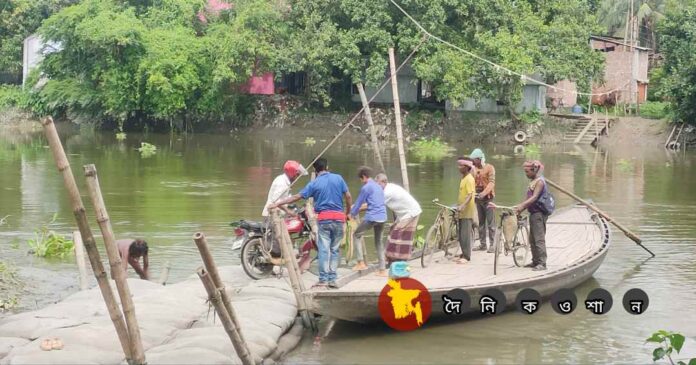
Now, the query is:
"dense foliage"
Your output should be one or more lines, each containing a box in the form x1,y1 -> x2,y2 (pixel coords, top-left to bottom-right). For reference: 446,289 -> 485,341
12,0 -> 604,129
657,0 -> 696,125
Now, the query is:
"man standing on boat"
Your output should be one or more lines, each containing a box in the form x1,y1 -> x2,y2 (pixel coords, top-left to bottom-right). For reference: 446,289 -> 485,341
350,166 -> 387,275
261,160 -> 308,218
269,158 -> 352,289
374,173 -> 422,265
494,160 -> 550,271
456,157 -> 477,264
470,148 -> 496,253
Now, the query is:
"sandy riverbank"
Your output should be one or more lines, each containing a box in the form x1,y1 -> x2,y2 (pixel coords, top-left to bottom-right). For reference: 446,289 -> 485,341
0,266 -> 304,365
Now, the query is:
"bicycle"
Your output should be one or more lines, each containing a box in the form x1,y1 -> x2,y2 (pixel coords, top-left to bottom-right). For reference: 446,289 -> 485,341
491,205 -> 531,274
421,199 -> 459,268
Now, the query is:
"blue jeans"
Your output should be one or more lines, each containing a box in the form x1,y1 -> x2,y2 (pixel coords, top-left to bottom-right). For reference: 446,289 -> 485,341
317,220 -> 344,283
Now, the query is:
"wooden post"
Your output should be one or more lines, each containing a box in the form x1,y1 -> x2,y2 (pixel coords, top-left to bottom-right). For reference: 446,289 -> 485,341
83,164 -> 146,365
388,47 -> 410,192
305,172 -> 318,241
192,232 -> 247,337
665,124 -> 677,148
270,209 -> 315,331
73,230 -> 89,290
356,83 -> 385,172
40,117 -> 133,362
545,178 -> 654,257
197,268 -> 255,365
84,164 -> 146,364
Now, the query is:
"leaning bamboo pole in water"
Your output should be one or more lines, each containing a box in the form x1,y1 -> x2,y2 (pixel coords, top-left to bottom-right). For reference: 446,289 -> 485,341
72,230 -> 89,290
41,117 -> 133,362
356,83 -> 385,172
197,267 -> 255,365
388,47 -> 410,192
84,164 -> 146,365
270,209 -> 315,331
192,233 -> 248,342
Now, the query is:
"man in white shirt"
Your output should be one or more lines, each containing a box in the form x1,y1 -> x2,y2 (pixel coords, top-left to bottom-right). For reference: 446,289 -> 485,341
374,173 -> 422,263
262,160 -> 307,217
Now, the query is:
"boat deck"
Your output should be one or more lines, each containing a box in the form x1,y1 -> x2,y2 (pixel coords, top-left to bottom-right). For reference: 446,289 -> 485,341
309,204 -> 607,296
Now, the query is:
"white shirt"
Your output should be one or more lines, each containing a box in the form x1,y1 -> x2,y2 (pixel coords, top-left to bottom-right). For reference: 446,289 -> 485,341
383,183 -> 422,221
262,174 -> 291,217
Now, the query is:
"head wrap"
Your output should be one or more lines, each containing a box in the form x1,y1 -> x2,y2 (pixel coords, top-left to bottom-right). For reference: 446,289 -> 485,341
523,160 -> 544,173
469,148 -> 485,165
283,160 -> 308,178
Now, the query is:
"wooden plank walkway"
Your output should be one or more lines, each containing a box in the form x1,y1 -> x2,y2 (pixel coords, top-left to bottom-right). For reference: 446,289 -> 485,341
311,205 -> 603,294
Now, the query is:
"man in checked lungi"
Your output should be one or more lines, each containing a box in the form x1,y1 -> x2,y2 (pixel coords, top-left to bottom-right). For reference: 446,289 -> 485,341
374,173 -> 422,264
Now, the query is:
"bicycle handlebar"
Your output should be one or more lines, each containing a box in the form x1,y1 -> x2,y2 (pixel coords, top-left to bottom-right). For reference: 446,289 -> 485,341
432,198 -> 457,211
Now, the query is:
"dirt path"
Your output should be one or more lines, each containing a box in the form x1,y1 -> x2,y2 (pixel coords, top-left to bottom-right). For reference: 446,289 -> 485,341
599,117 -> 671,148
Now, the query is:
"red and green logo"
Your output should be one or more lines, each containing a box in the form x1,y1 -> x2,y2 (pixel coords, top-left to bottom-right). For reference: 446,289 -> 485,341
378,278 -> 432,331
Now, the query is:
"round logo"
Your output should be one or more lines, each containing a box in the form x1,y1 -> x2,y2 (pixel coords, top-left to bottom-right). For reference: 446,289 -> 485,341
550,288 -> 577,315
622,288 -> 649,315
378,278 -> 432,331
584,288 -> 613,315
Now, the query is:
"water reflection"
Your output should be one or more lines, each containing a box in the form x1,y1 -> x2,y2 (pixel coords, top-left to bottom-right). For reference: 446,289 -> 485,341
0,126 -> 695,363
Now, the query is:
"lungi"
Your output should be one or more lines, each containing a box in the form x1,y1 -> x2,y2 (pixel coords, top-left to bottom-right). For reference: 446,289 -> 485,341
385,215 -> 420,261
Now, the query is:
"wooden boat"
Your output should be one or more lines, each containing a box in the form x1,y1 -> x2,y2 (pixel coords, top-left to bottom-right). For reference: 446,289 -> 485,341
306,204 -> 611,323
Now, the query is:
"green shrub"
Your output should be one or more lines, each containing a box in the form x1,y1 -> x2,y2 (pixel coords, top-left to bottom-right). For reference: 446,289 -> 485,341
524,143 -> 541,159
519,109 -> 541,124
27,214 -> 74,258
640,101 -> 669,119
646,330 -> 696,365
0,85 -> 25,109
410,138 -> 455,160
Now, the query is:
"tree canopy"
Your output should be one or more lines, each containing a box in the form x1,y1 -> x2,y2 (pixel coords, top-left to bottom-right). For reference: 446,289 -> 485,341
657,0 -> 696,125
17,0 -> 605,128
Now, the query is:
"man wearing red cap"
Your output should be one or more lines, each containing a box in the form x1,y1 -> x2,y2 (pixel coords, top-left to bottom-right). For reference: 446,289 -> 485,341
262,160 -> 307,218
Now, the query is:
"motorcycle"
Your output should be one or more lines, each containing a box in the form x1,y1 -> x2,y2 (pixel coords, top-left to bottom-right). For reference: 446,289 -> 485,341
231,207 -> 316,280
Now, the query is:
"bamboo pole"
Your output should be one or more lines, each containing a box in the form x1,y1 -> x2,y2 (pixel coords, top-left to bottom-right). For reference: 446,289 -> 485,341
192,232 -> 247,339
544,178 -> 654,257
356,83 -> 385,172
73,230 -> 89,290
197,268 -> 255,365
270,209 -> 315,331
40,117 -> 133,362
83,164 -> 146,365
388,47 -> 410,192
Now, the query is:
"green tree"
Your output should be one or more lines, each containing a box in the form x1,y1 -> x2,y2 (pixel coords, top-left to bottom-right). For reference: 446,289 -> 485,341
29,0 -> 288,129
0,0 -> 78,74
598,0 -> 665,49
657,0 -> 696,125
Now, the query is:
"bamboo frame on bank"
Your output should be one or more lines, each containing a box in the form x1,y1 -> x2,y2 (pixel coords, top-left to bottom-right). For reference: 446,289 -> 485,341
197,267 -> 255,365
40,117 -> 133,362
84,164 -> 146,364
192,233 -> 250,347
270,209 -> 315,331
388,47 -> 410,192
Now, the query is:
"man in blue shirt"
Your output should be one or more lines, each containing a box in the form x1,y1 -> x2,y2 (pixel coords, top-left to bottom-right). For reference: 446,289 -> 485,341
269,158 -> 352,289
350,166 -> 387,275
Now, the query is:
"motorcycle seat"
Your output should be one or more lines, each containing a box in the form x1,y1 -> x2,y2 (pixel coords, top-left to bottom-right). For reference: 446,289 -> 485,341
239,220 -> 267,232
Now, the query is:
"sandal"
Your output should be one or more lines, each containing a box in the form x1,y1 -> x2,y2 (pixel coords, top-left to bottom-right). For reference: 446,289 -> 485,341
51,338 -> 64,350
40,339 -> 52,351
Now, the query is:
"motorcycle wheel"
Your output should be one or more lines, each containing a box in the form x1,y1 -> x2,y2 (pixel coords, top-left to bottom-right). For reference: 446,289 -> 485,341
240,237 -> 274,280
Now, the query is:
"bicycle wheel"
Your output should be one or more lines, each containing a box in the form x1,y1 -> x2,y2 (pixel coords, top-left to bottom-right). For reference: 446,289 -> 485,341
443,218 -> 458,257
421,224 -> 441,268
493,228 -> 503,275
511,227 -> 530,267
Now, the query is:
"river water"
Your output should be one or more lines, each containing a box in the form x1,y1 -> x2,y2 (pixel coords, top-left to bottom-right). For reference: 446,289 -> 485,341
1,124 -> 695,364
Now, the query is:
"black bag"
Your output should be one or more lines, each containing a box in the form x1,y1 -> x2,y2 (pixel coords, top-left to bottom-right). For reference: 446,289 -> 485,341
536,178 -> 555,215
